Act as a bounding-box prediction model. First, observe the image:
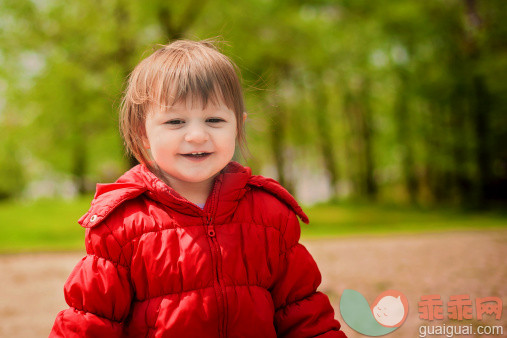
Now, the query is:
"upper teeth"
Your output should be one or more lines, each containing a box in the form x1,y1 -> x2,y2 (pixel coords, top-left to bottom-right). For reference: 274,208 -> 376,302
191,152 -> 205,155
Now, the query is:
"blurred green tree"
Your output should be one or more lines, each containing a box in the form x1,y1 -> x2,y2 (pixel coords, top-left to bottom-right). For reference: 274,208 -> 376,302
0,0 -> 505,208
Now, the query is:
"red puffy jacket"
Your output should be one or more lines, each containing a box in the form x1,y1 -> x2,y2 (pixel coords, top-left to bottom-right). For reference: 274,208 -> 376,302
51,162 -> 346,337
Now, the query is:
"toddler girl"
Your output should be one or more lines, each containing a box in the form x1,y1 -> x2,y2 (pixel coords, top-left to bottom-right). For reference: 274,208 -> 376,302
51,39 -> 347,337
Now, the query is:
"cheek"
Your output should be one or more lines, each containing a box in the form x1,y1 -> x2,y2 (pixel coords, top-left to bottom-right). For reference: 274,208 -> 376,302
216,127 -> 238,145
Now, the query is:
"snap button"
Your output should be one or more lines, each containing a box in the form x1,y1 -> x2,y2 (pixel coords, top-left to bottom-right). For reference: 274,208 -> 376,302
208,229 -> 215,237
90,215 -> 98,222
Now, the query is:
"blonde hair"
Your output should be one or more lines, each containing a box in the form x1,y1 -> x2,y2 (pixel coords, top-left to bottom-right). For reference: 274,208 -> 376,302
120,39 -> 247,167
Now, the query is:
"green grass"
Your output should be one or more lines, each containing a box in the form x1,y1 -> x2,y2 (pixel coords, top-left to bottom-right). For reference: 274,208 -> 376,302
0,196 -> 92,253
302,201 -> 507,238
0,197 -> 505,253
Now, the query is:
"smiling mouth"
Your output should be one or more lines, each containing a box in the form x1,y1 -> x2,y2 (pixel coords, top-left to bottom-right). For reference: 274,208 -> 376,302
181,152 -> 212,158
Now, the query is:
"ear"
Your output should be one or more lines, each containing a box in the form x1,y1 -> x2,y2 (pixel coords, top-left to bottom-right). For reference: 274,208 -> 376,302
243,112 -> 247,123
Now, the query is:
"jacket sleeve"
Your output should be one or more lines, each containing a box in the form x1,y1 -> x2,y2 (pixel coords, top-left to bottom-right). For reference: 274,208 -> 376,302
50,225 -> 133,337
271,210 -> 347,338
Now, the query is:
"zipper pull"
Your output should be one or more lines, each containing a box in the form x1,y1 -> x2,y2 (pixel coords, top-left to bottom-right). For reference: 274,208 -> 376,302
206,215 -> 215,237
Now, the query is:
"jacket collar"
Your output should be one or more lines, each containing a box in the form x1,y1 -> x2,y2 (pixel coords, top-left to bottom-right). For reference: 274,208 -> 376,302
79,161 -> 308,228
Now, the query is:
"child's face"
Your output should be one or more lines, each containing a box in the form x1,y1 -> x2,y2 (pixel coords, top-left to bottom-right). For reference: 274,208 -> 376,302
143,100 -> 238,193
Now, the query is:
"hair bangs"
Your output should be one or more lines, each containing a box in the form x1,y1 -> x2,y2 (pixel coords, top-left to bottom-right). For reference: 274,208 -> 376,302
151,47 -> 241,114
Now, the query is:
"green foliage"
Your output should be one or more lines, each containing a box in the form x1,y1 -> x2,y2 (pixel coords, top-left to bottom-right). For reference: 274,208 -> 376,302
0,0 -> 506,206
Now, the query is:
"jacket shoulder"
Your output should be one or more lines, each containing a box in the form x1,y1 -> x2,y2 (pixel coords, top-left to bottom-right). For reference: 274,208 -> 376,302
78,165 -> 151,228
79,183 -> 147,228
246,175 -> 309,224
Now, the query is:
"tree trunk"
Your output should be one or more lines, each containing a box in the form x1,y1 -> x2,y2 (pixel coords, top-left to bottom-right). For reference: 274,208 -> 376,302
344,79 -> 377,200
269,105 -> 294,194
425,104 -> 447,203
314,84 -> 340,198
394,68 -> 418,204
359,79 -> 377,200
72,138 -> 87,195
472,74 -> 492,205
449,80 -> 474,206
463,0 -> 492,206
343,91 -> 361,197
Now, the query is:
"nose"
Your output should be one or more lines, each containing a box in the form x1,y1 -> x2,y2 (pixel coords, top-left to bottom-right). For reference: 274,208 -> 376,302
184,121 -> 209,143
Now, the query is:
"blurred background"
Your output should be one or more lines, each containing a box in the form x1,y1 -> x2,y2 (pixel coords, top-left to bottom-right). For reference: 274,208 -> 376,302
0,0 -> 505,251
0,1 -> 506,336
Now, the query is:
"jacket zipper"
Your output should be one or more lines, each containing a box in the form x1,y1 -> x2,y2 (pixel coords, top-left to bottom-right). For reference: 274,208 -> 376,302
204,182 -> 228,337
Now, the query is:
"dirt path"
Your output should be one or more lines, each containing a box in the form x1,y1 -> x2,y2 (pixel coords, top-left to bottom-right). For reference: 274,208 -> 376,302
1,230 -> 505,337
